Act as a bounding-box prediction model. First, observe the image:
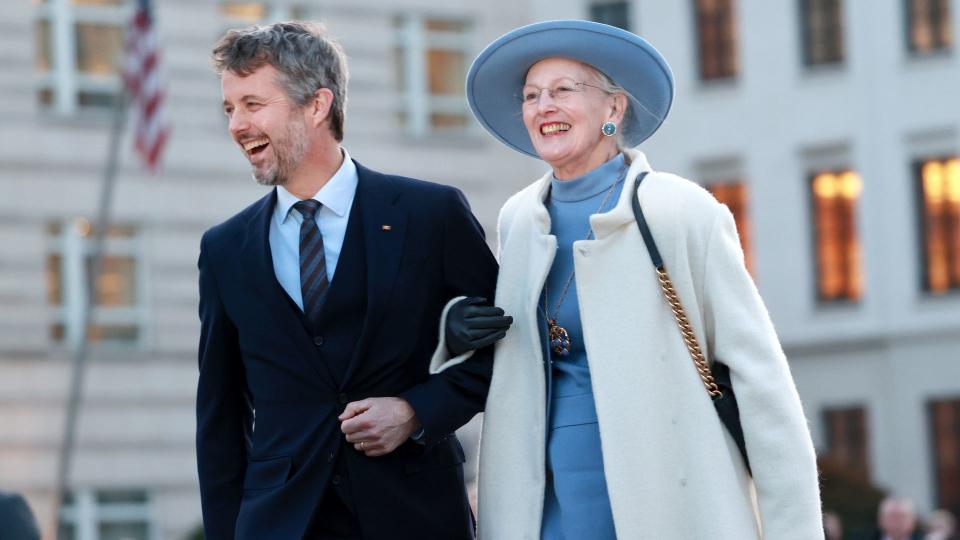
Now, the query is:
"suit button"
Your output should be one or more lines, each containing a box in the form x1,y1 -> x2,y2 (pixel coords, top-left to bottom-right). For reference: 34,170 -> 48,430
328,452 -> 335,463
313,336 -> 324,346
331,474 -> 341,485
338,393 -> 348,404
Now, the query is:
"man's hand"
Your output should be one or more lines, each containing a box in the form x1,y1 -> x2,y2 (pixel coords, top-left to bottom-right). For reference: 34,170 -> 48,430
338,397 -> 422,457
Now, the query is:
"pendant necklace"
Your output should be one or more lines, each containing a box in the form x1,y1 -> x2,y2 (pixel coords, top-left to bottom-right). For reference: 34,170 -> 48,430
544,165 -> 626,357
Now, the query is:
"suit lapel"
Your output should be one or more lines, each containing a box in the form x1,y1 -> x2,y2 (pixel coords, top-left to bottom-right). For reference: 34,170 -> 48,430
239,189 -> 338,387
341,163 -> 407,387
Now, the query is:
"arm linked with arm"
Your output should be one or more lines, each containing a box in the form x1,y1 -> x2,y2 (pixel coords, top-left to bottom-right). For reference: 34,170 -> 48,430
401,188 -> 500,446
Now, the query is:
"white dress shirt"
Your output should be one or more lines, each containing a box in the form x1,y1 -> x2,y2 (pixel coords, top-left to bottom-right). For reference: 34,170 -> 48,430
269,149 -> 358,311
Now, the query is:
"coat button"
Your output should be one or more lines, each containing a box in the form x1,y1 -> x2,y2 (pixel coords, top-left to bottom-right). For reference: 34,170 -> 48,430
313,336 -> 324,346
328,452 -> 335,463
338,393 -> 348,404
331,474 -> 341,485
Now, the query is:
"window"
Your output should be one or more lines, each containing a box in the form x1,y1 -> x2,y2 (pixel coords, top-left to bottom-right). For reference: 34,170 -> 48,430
916,157 -> 960,294
906,0 -> 953,54
823,406 -> 869,479
706,181 -> 754,274
800,0 -> 845,66
694,0 -> 738,80
46,219 -> 146,346
59,489 -> 154,540
394,15 -> 474,135
590,1 -> 631,31
929,398 -> 960,520
811,169 -> 863,302
34,0 -> 130,115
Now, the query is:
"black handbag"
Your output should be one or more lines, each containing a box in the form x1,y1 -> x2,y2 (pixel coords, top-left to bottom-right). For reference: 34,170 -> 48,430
630,172 -> 751,475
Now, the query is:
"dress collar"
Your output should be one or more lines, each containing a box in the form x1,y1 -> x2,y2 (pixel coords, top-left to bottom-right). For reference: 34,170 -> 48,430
549,153 -> 626,202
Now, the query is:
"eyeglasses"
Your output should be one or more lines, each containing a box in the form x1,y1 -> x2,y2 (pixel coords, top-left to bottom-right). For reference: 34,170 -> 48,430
519,81 -> 607,106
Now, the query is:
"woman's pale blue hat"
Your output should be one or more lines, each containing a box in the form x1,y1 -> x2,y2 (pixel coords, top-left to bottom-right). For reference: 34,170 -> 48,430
466,20 -> 674,158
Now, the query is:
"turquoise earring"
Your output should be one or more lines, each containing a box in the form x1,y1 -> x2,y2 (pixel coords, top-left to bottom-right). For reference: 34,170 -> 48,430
601,121 -> 617,137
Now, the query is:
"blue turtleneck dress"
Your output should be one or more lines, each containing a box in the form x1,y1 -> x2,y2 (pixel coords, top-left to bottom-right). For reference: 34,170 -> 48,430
539,153 -> 625,540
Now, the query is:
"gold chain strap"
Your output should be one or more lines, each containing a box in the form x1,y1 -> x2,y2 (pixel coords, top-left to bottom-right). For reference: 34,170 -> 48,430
655,267 -> 722,398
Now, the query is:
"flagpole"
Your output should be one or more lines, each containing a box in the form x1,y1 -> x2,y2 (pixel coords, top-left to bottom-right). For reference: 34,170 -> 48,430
51,87 -> 128,538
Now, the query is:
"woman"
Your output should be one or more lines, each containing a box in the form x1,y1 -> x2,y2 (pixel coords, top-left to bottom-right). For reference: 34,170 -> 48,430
432,20 -> 822,539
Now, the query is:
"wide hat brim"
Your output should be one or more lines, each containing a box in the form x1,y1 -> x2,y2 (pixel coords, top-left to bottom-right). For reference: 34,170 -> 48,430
466,20 -> 675,158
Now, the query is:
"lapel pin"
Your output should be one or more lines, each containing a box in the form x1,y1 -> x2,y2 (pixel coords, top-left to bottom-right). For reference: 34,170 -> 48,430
381,225 -> 392,231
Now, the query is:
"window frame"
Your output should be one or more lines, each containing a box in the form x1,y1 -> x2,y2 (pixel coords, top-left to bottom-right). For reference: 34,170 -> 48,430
799,0 -> 846,67
693,0 -> 739,82
33,0 -> 132,116
59,488 -> 157,540
904,0 -> 953,55
913,155 -> 960,295
589,0 -> 631,31
394,13 -> 476,137
808,168 -> 865,304
46,220 -> 150,349
928,398 -> 960,521
822,405 -> 870,479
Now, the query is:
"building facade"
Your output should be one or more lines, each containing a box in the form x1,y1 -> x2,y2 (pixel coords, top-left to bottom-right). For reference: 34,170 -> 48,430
0,0 -> 958,538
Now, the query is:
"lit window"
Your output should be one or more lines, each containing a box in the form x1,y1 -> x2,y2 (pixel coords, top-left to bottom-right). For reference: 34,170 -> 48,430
917,157 -> 960,294
46,220 -> 146,346
694,0 -> 738,80
59,489 -> 154,540
218,3 -> 313,24
929,398 -> 960,520
906,0 -> 953,54
219,2 -> 267,22
33,0 -> 129,114
706,181 -> 754,274
823,406 -> 869,479
811,170 -> 863,302
801,0 -> 845,66
394,15 -> 474,135
590,1 -> 630,31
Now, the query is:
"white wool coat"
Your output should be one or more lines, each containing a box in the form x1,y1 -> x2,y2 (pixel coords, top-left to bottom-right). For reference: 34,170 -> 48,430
432,149 -> 823,539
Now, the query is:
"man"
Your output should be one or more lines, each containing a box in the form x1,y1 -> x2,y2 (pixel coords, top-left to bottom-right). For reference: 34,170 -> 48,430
197,22 -> 500,539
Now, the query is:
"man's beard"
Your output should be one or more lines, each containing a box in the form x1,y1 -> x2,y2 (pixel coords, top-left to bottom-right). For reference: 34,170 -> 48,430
252,117 -> 308,186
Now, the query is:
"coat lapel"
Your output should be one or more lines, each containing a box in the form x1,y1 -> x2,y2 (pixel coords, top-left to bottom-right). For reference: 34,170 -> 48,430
239,189 -> 338,387
341,163 -> 407,388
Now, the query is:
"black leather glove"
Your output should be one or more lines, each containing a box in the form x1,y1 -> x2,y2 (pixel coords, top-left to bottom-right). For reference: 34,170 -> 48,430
445,297 -> 513,356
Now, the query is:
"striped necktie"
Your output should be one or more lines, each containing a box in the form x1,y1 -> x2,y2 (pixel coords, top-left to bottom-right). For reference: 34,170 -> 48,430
293,199 -> 329,323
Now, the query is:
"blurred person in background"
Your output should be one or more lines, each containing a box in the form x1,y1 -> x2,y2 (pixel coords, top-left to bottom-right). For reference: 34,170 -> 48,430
925,509 -> 957,540
876,496 -> 923,540
438,19 -> 822,540
824,510 -> 843,540
197,21 -> 500,539
0,490 -> 40,540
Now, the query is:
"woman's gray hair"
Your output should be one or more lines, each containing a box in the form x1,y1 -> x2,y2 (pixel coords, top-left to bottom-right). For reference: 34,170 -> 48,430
583,63 -> 631,148
212,21 -> 349,141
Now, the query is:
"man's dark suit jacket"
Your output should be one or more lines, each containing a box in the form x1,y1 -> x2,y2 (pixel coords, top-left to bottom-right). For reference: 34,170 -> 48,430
196,161 -> 498,539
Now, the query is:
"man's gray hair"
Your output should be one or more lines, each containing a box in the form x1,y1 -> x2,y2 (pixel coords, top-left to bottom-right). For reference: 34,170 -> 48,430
212,21 -> 349,141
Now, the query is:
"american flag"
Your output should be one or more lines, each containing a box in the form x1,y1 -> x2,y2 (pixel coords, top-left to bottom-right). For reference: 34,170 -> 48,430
123,0 -> 170,171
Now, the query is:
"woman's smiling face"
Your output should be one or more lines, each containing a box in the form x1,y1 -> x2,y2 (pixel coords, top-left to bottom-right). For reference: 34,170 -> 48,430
521,57 -> 623,179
